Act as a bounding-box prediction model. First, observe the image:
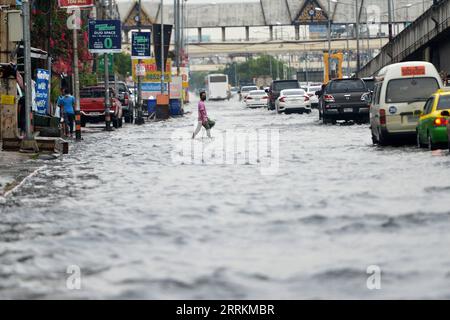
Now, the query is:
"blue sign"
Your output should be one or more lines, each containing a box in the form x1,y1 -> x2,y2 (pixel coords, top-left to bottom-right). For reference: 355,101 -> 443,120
88,20 -> 122,53
131,31 -> 151,59
35,69 -> 50,115
142,83 -> 168,92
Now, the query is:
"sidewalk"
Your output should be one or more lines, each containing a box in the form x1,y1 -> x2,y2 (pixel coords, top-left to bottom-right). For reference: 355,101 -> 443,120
0,150 -> 42,197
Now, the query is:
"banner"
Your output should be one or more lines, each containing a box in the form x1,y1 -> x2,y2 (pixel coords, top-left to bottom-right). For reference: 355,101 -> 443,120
88,20 -> 122,53
58,0 -> 94,8
170,76 -> 182,99
35,69 -> 50,115
131,31 -> 151,59
131,58 -> 172,83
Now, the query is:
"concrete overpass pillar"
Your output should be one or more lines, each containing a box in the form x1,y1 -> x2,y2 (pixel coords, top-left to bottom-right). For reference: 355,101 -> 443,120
222,27 -> 226,42
424,46 -> 431,62
269,26 -> 273,41
198,28 -> 202,42
295,25 -> 300,40
245,26 -> 250,41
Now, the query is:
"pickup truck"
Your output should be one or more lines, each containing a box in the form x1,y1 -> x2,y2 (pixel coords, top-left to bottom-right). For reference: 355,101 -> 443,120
317,78 -> 371,124
79,86 -> 123,128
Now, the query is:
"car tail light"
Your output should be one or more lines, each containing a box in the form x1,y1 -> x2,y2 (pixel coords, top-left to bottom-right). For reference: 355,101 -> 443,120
380,109 -> 386,125
324,94 -> 335,103
262,96 -> 268,99
308,93 -> 314,97
434,118 -> 449,126
279,97 -> 286,103
246,96 -> 253,100
304,95 -> 310,102
124,93 -> 129,105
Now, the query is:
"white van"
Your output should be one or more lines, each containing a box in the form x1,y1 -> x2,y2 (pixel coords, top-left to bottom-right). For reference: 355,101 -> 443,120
370,62 -> 443,145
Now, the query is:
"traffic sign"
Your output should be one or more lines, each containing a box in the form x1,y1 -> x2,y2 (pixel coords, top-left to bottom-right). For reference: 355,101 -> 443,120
58,0 -> 94,8
88,20 -> 122,53
131,31 -> 151,59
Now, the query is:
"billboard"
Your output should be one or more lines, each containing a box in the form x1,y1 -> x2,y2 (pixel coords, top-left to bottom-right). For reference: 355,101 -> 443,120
88,20 -> 122,53
131,31 -> 151,59
131,58 -> 172,83
58,0 -> 94,8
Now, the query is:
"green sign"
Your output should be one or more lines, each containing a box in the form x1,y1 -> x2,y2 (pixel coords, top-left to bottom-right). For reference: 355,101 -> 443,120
97,53 -> 114,73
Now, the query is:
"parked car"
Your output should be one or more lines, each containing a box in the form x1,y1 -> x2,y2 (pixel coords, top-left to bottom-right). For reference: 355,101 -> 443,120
266,80 -> 300,110
239,85 -> 258,101
99,81 -> 134,123
79,86 -> 123,128
244,90 -> 269,108
370,61 -> 443,145
275,89 -> 311,114
306,85 -> 322,108
416,89 -> 450,150
318,78 -> 371,124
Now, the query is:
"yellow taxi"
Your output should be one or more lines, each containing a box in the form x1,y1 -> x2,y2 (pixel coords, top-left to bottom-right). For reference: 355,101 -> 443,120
416,89 -> 450,150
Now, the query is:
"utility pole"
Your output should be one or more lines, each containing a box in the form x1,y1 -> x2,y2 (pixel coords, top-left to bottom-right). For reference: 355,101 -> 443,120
135,0 -> 144,125
388,0 -> 393,41
104,1 -> 112,131
356,0 -> 361,73
72,9 -> 82,140
20,0 -> 38,152
160,0 -> 165,95
327,0 -> 331,54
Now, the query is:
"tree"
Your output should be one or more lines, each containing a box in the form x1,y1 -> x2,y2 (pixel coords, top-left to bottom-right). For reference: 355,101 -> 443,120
114,52 -> 132,79
221,55 -> 295,86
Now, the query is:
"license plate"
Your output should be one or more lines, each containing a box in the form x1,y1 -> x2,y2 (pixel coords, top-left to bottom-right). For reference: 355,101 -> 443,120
255,98 -> 260,101
89,112 -> 101,116
344,108 -> 353,112
407,115 -> 419,123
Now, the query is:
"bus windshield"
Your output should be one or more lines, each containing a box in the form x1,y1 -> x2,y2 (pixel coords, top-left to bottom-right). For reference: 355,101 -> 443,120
209,75 -> 227,83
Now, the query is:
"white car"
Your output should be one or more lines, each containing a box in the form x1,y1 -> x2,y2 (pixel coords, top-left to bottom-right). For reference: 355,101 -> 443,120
306,85 -> 321,108
239,86 -> 259,101
275,89 -> 311,114
244,90 -> 268,108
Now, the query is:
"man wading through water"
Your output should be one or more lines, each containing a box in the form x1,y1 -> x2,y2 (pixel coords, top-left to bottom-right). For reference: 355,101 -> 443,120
192,91 -> 214,139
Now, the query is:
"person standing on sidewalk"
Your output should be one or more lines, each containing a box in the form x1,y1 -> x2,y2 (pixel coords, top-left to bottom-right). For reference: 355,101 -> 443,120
192,91 -> 213,139
57,88 -> 75,137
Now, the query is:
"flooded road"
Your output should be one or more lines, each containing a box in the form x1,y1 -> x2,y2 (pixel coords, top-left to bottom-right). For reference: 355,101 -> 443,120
2,98 -> 450,299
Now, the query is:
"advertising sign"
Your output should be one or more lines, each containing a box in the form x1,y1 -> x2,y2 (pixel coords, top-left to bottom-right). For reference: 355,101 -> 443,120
97,53 -> 114,73
35,69 -> 50,115
141,83 -> 168,99
58,0 -> 94,8
170,76 -> 182,99
131,31 -> 151,59
88,20 -> 122,53
131,58 -> 172,82
180,67 -> 189,88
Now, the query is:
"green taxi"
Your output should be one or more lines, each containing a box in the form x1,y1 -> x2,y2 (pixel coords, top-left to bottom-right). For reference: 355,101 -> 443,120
417,89 -> 450,150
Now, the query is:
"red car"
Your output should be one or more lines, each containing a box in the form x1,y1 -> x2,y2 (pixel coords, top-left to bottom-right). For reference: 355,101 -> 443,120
79,85 -> 123,128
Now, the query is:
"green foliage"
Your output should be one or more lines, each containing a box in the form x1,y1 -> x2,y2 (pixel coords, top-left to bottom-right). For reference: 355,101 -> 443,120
189,71 -> 209,91
80,73 -> 97,87
221,55 -> 295,86
114,53 -> 132,78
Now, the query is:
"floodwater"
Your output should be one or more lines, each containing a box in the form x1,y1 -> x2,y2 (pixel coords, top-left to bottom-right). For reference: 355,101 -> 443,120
1,97 -> 450,299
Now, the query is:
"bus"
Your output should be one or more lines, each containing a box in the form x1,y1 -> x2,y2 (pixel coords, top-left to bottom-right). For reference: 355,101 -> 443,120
205,74 -> 230,101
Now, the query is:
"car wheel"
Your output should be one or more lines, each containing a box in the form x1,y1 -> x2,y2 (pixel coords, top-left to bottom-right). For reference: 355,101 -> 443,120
112,117 -> 119,129
428,134 -> 438,151
378,128 -> 390,146
416,131 -> 424,148
119,117 -> 123,128
322,115 -> 329,124
371,133 -> 378,145
306,110 -> 311,114
319,111 -> 322,120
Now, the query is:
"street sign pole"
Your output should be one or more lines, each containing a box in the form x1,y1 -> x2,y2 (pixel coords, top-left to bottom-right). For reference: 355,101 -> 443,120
68,7 -> 82,140
20,0 -> 39,152
104,52 -> 112,131
135,0 -> 145,125
160,0 -> 164,95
